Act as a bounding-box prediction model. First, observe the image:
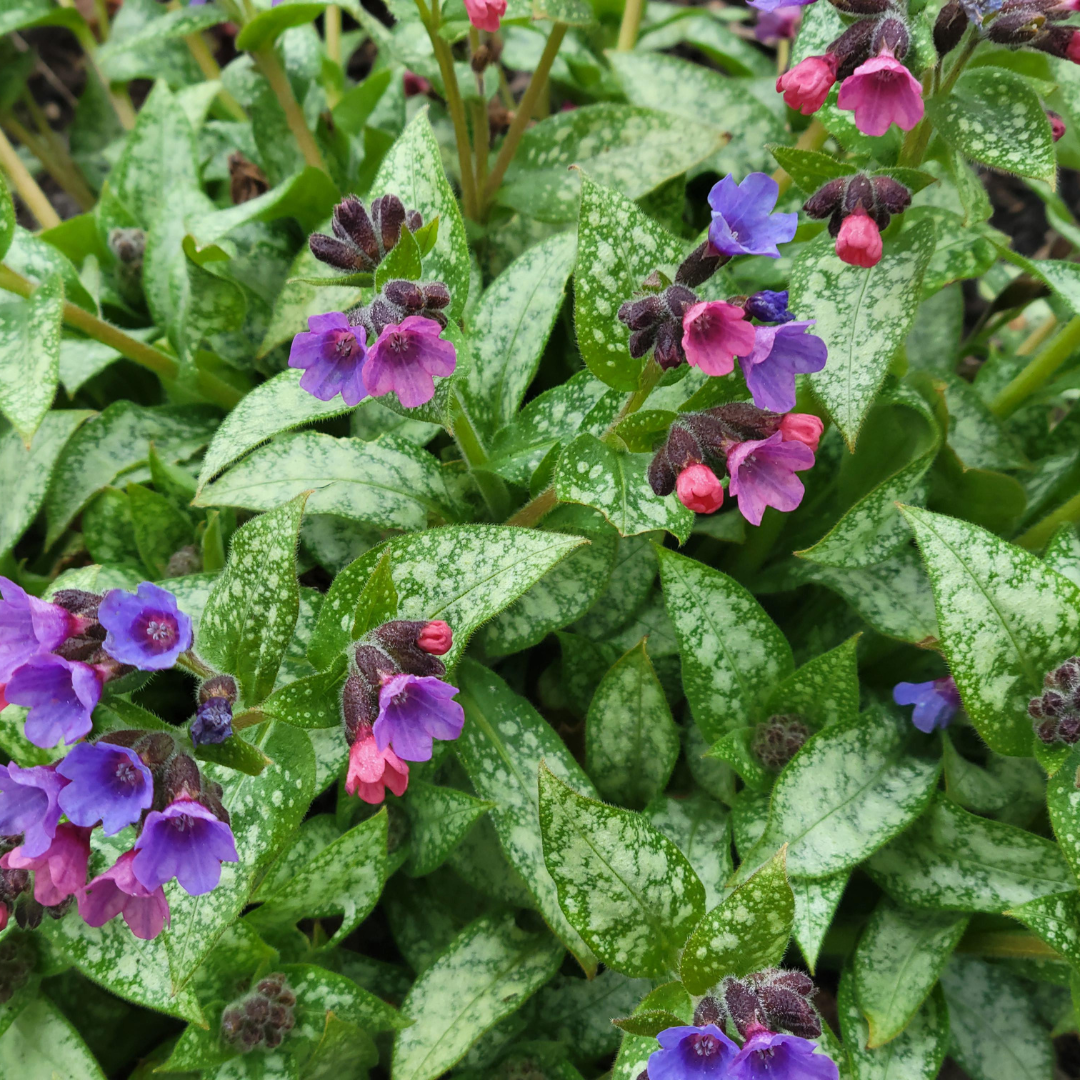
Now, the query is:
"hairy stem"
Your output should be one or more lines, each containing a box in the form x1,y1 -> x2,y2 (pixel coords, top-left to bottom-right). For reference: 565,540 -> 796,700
1017,490 -> 1080,551
2,113 -> 95,211
506,486 -> 557,527
251,46 -> 327,172
179,24 -> 248,121
425,26 -> 480,220
452,391 -> 511,520
0,126 -> 60,229
616,0 -> 645,51
990,314 -> 1080,417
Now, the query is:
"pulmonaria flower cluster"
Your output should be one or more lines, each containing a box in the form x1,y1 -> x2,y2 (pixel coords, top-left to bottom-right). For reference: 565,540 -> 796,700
1028,656 -> 1080,744
894,674 -> 961,733
803,173 -> 912,269
1,579 -> 191,748
341,619 -> 462,804
221,973 -> 297,1053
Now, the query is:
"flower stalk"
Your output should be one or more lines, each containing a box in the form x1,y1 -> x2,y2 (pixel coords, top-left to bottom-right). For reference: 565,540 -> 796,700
251,46 -> 327,172
990,314 -> 1080,417
0,126 -> 61,230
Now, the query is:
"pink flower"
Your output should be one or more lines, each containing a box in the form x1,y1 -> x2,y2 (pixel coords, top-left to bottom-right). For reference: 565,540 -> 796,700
836,46 -> 924,136
464,0 -> 506,31
727,431 -> 815,527
2,824 -> 91,906
417,621 -> 453,656
77,850 -> 170,940
776,55 -> 837,114
676,465 -> 725,514
1069,30 -> 1080,62
681,302 -> 757,377
346,731 -> 409,804
779,413 -> 824,451
1049,110 -> 1067,141
836,207 -> 883,268
364,316 -> 457,408
403,71 -> 432,97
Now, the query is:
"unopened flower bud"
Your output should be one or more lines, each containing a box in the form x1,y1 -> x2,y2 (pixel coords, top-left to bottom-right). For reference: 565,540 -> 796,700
160,753 -> 203,805
872,17 -> 910,58
108,228 -> 146,267
694,995 -> 725,1027
676,465 -> 725,514
417,621 -> 453,655
934,0 -> 969,54
753,714 -> 811,770
745,290 -> 793,323
871,175 -> 912,216
836,208 -> 882,268
675,240 -> 726,288
1049,109 -> 1067,140
471,43 -> 492,71
342,672 -> 380,743
1030,656 -> 1080,743
776,54 -> 838,114
309,194 -> 423,273
779,413 -> 824,451
403,70 -> 432,96
192,699 -> 233,746
829,17 -> 877,78
803,177 -> 846,220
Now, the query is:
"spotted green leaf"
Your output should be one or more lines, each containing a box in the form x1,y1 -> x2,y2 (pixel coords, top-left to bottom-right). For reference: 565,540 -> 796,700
1006,889 -> 1080,970
680,846 -> 794,995
852,898 -> 969,1048
866,793 -> 1073,912
793,872 -> 848,974
1043,525 -> 1080,589
0,175 -> 13,260
790,217 -> 935,448
0,275 -> 62,446
706,727 -> 772,792
0,997 -> 106,1080
612,983 -> 693,1080
404,780 -> 493,878
644,792 -> 732,911
455,658 -> 600,974
199,494 -> 307,706
765,635 -> 861,729
901,505 -> 1080,756
738,709 -> 940,881
538,764 -> 706,978
574,533 -> 659,639
573,175 -> 686,390
657,546 -> 794,742
1046,744 -> 1080,885
235,0 -> 332,49
392,913 -> 564,1080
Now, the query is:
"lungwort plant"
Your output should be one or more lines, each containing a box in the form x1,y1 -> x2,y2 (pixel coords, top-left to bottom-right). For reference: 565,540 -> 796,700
5,0 -> 1080,1074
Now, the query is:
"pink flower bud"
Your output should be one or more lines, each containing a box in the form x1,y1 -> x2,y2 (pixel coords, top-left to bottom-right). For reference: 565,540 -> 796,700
779,413 -> 824,451
1070,29 -> 1080,62
1049,110 -> 1067,141
835,208 -> 882,268
403,71 -> 432,97
417,620 -> 453,656
464,0 -> 506,32
676,465 -> 725,515
776,55 -> 838,115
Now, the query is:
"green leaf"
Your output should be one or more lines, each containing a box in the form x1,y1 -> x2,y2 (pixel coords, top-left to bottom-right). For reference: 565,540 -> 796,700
0,997 -> 106,1080
0,275 -> 62,445
680,846 -> 795,994
574,533 -> 659,638
926,68 -> 1056,182
404,780 -> 493,877
637,11 -> 772,76
900,505 -> 1080,756
790,217 -> 936,448
0,175 -> 14,260
852,898 -> 969,1047
644,792 -> 732,911
573,175 -> 686,390
1044,524 -> 1080,588
770,146 -> 858,191
657,546 -> 794,741
1047,744 -> 1080,886
199,494 -> 307,706
260,663 -> 346,729
5,227 -> 94,313
612,982 -> 693,1080
497,105 -> 725,224
911,206 -> 999,298
235,0 -> 333,50
194,733 -> 272,777
127,482 -> 192,577
97,3 -> 228,55
585,638 -> 679,809
538,764 -> 706,978
866,793 -> 1074,912
765,635 -> 862,729
793,872 -> 848,974
940,956 -> 1054,1080
375,221 -> 422,291
738,709 -> 940,881
392,913 -> 564,1080
706,727 -> 772,792
1007,890 -> 1080,970
455,658 -> 600,974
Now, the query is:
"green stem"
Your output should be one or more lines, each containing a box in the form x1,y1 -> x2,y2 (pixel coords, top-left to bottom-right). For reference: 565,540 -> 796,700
616,0 -> 645,51
2,112 -> 95,211
469,27 -> 489,194
939,28 -> 979,97
957,931 -> 1062,961
62,9 -> 136,130
898,65 -> 938,167
451,391 -> 511,520
92,0 -> 111,40
506,486 -> 556,527
325,4 -> 343,106
989,314 -> 1080,417
1016,490 -> 1080,551
772,119 -> 827,198
0,126 -> 60,229
251,46 -> 327,172
168,0 -> 247,123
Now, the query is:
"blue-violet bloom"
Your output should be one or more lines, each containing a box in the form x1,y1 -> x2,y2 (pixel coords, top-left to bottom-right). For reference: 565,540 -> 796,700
728,1030 -> 839,1080
98,582 -> 192,671
749,0 -> 815,11
739,321 -> 828,414
132,798 -> 238,896
745,290 -> 794,324
191,698 -> 234,746
288,312 -> 369,406
0,763 -> 65,858
6,653 -> 101,747
57,741 -> 154,835
708,173 -> 798,258
373,673 -> 465,762
0,576 -> 76,683
893,676 -> 960,733
649,1024 -> 739,1080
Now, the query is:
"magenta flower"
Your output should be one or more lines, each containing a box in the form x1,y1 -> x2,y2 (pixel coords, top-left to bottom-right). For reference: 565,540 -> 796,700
417,620 -> 453,656
676,465 -> 725,515
465,0 -> 506,30
738,321 -> 828,414
0,577 -> 76,683
894,676 -> 960,733
836,46 -> 924,137
132,799 -> 238,896
364,316 -> 457,409
0,763 -> 65,858
749,0 -> 814,10
682,301 -> 757,377
288,312 -> 369,406
57,741 -> 154,835
779,413 -> 824,451
78,850 -> 170,940
649,1024 -> 739,1080
727,431 -> 815,527
1,823 -> 91,906
708,174 -> 798,259
6,653 -> 101,747
373,673 -> 465,762
728,1030 -> 839,1080
346,730 -> 409,803
98,582 -> 192,672
835,208 -> 882,268
755,4 -> 802,42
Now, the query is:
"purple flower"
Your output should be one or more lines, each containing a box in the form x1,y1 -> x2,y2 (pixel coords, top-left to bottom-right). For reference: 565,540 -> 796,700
0,577 -> 75,683
6,653 -> 101,747
708,174 -> 798,259
755,4 -> 803,41
1,824 -> 91,906
288,312 -> 369,406
649,1024 -> 739,1080
191,698 -> 233,746
78,850 -> 170,940
894,676 -> 960,733
0,763 -> 65,858
373,673 -> 465,762
745,290 -> 794,324
57,741 -> 154,835
727,432 -> 815,527
132,798 -> 238,896
749,0 -> 814,11
728,1030 -> 839,1080
738,322 -> 828,414
98,582 -> 192,671
364,315 -> 457,409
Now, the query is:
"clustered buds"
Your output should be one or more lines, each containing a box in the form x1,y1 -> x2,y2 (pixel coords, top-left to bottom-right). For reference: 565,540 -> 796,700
221,973 -> 297,1052
309,195 -> 424,273
804,173 -> 911,268
695,969 -> 823,1040
934,0 -> 1080,62
753,714 -> 811,771
1029,656 -> 1080,744
354,278 -> 452,341
618,284 -> 701,369
192,675 -> 238,747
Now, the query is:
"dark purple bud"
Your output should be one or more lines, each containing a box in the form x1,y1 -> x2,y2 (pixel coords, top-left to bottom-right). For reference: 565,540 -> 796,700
653,320 -> 685,370
843,174 -> 875,215
723,976 -> 763,1037
987,10 -> 1045,43
342,672 -> 379,743
753,714 -> 811,771
803,177 -> 846,220
871,175 -> 912,216
662,284 -> 699,321
675,241 -> 727,288
334,196 -> 380,265
628,325 -> 659,360
827,0 -> 892,12
934,0 -> 969,54
245,996 -> 270,1022
263,1027 -> 283,1049
648,450 -> 678,497
199,675 -> 238,705
371,194 -> 407,256
406,210 -> 423,232
665,424 -> 706,474
50,589 -> 102,620
1029,657 -> 1080,743
308,233 -> 366,272
745,290 -> 793,324
618,294 -> 665,332
383,279 -> 425,311
872,17 -> 910,58
1030,25 -> 1080,58
694,995 -> 726,1027
829,18 -> 878,78
160,753 -> 202,805
421,281 -> 451,310
759,984 -> 822,1038
191,699 -> 233,746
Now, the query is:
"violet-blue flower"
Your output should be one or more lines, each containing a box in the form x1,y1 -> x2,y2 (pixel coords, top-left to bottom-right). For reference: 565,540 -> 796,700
708,174 -> 798,259
0,763 -> 65,858
0,576 -> 76,683
57,741 -> 154,835
98,582 -> 192,671
6,653 -> 101,747
132,798 -> 238,896
728,1030 -> 839,1080
893,676 -> 960,733
288,312 -> 369,406
738,321 -> 828,414
649,1024 -> 739,1080
745,290 -> 794,324
191,698 -> 234,746
748,0 -> 815,11
373,673 -> 465,762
